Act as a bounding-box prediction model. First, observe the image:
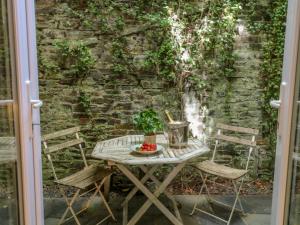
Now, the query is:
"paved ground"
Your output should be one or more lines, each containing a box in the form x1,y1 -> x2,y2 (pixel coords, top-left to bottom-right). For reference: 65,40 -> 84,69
43,195 -> 272,225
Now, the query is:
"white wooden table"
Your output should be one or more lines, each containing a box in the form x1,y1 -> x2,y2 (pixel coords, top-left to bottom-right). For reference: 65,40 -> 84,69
92,134 -> 209,225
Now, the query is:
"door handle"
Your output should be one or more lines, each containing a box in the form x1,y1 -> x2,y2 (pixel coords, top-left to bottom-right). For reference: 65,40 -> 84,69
30,99 -> 43,108
26,80 -> 42,138
276,82 -> 287,137
26,80 -> 43,109
270,100 -> 281,109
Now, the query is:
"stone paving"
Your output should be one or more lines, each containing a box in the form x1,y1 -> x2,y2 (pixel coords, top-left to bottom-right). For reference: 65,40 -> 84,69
43,195 -> 272,225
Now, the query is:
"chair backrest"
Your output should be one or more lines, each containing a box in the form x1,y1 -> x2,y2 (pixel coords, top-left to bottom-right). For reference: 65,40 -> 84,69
212,123 -> 259,170
42,127 -> 87,181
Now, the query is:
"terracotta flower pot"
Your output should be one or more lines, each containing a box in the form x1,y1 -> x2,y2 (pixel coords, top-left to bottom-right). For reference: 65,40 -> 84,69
144,134 -> 156,144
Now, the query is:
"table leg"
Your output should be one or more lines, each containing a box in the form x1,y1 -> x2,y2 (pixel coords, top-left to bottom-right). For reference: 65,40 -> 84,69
103,173 -> 111,201
123,201 -> 128,225
139,165 -> 175,201
116,163 -> 185,225
139,165 -> 183,222
121,165 -> 158,207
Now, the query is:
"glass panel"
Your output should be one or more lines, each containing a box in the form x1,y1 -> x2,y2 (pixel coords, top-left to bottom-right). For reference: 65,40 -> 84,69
288,35 -> 300,225
0,0 -> 12,100
0,1 -> 19,225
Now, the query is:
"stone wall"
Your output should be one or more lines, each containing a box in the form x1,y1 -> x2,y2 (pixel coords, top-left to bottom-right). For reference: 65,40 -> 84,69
0,1 -> 14,137
205,3 -> 272,175
37,1 -> 181,182
36,0 -> 272,183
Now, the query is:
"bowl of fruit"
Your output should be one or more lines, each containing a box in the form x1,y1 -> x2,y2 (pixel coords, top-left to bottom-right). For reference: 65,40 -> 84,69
131,143 -> 164,155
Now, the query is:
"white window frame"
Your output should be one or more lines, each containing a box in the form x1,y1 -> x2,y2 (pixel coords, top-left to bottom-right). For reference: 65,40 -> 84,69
271,0 -> 300,225
9,0 -> 44,225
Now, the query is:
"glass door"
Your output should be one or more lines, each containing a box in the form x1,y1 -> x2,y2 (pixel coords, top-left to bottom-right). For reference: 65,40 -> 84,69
271,0 -> 300,225
0,1 -> 19,224
285,7 -> 300,223
288,76 -> 300,224
0,1 -> 43,225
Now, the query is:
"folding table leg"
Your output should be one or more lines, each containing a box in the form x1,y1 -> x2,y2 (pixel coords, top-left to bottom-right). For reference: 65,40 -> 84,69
123,202 -> 128,225
116,163 -> 185,225
139,165 -> 182,222
139,165 -> 174,201
121,165 -> 159,207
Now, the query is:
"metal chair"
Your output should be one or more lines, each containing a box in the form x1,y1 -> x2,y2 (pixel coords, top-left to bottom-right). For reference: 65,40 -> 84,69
190,123 -> 259,225
42,127 -> 116,225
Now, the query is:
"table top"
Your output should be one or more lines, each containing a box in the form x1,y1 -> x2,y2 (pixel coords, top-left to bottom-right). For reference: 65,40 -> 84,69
0,137 -> 16,164
91,135 -> 209,165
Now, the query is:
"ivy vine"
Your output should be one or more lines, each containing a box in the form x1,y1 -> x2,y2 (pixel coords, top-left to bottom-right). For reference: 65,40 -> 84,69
37,0 -> 290,179
55,40 -> 96,83
242,0 -> 288,155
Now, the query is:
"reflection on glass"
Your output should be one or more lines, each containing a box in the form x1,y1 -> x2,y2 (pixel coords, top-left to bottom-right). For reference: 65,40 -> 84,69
0,0 -> 12,100
0,0 -> 19,225
289,96 -> 300,225
289,46 -> 300,225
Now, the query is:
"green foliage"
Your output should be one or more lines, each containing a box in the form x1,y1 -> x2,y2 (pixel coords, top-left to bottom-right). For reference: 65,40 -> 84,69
55,40 -> 96,83
63,0 -> 241,92
38,56 -> 59,76
243,0 -> 288,153
261,0 -> 287,153
78,90 -> 92,116
144,38 -> 177,81
133,109 -> 163,135
111,37 -> 133,75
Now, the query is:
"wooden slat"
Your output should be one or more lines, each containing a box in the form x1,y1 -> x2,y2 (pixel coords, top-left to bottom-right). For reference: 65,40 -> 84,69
216,123 -> 259,135
42,127 -> 81,141
195,160 -> 248,180
56,165 -> 111,189
45,138 -> 84,154
216,134 -> 256,147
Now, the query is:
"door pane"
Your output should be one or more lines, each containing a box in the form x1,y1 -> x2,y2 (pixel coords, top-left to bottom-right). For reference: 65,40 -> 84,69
0,0 -> 19,225
288,36 -> 300,225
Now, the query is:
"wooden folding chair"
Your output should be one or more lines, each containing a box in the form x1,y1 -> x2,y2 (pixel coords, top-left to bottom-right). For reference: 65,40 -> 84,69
190,123 -> 259,225
42,127 -> 116,225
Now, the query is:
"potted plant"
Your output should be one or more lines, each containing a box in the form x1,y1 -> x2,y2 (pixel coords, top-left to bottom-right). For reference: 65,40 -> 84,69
133,108 -> 163,150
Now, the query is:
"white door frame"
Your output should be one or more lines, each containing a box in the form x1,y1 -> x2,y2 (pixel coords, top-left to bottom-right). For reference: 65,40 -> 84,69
10,0 -> 44,225
271,0 -> 300,224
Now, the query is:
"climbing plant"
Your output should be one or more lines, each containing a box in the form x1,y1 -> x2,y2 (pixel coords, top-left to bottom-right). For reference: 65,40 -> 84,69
55,40 -> 96,83
78,89 -> 92,116
62,0 -> 241,92
242,0 -> 288,156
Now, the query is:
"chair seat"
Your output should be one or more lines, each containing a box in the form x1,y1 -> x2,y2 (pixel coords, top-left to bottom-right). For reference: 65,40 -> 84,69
56,165 -> 112,189
195,160 -> 248,180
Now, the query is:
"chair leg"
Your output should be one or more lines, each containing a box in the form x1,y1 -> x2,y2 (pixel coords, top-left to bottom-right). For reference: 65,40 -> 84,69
58,188 -> 81,225
226,180 -> 244,225
84,179 -> 106,210
190,172 -> 247,225
232,181 -> 245,215
95,179 -> 116,221
190,172 -> 209,215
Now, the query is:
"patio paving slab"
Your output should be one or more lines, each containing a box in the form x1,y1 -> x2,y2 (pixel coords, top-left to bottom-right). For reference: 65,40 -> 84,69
43,195 -> 272,225
241,214 -> 271,225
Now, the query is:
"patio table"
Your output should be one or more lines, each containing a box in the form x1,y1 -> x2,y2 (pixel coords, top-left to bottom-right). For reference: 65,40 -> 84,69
91,134 -> 209,225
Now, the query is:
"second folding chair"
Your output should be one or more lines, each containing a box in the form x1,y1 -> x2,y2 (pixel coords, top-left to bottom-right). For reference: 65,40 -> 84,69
190,123 -> 259,225
42,127 -> 116,225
